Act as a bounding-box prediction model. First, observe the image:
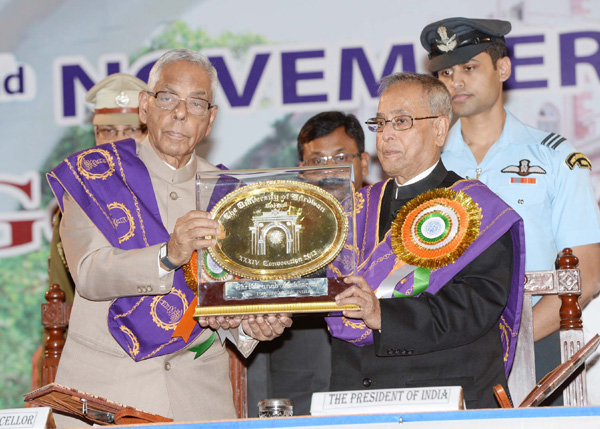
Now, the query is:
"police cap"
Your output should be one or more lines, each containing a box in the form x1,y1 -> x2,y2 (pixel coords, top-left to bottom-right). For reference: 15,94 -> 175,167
85,73 -> 147,125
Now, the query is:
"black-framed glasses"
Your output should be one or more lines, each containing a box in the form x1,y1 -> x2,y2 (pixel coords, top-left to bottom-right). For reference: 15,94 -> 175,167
147,91 -> 213,116
303,153 -> 361,166
365,115 -> 440,132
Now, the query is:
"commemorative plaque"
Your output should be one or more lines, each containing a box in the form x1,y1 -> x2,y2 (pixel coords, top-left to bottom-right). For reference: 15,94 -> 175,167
188,166 -> 358,317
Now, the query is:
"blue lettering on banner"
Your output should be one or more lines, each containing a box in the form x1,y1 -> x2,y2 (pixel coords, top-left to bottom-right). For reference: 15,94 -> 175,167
59,60 -> 123,118
52,28 -> 600,125
506,35 -> 547,90
210,53 -> 270,107
4,66 -> 24,94
60,64 -> 96,117
281,49 -> 327,104
339,44 -> 416,101
54,53 -> 135,125
0,53 -> 36,101
560,31 -> 600,86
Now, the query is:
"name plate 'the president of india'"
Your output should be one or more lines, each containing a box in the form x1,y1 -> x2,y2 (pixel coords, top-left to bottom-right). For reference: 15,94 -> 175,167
187,166 -> 359,317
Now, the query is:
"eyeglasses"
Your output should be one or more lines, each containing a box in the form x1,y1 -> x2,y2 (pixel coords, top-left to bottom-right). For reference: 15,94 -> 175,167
365,115 -> 440,132
96,126 -> 146,139
303,153 -> 361,166
147,91 -> 213,116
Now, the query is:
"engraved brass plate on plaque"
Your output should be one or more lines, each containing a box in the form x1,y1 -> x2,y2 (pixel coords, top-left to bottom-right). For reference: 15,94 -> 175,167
208,180 -> 349,280
224,278 -> 328,300
194,277 -> 358,316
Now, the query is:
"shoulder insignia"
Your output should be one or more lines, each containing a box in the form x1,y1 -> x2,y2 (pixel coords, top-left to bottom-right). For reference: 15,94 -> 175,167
540,132 -> 566,150
565,152 -> 592,170
501,159 -> 546,176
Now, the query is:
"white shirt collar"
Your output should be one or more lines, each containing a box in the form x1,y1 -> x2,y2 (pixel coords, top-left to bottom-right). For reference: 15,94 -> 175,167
163,154 -> 195,170
395,161 -> 440,187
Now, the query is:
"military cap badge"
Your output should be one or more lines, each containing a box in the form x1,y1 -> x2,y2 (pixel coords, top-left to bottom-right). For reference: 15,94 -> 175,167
435,25 -> 457,53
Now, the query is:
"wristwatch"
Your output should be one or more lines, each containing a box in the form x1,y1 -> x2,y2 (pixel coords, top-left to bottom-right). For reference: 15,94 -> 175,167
159,243 -> 180,271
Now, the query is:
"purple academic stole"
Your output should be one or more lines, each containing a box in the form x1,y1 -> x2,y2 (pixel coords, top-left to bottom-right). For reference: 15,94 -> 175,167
326,179 -> 525,376
47,139 -> 204,361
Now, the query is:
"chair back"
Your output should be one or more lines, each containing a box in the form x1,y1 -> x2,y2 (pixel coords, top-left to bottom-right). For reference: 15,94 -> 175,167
507,248 -> 587,406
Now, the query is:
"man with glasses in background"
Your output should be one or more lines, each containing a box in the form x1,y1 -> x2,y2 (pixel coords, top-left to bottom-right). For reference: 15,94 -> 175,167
299,111 -> 370,190
326,72 -> 525,409
247,111 -> 369,416
47,49 -> 290,427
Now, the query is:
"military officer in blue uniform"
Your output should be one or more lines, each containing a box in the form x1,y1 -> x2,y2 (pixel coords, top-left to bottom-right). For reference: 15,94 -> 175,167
420,17 -> 600,404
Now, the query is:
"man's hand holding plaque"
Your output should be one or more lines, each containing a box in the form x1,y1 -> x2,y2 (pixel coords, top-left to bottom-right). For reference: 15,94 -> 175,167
241,314 -> 293,340
162,210 -> 219,270
197,313 -> 293,341
160,207 -> 291,342
335,276 -> 382,330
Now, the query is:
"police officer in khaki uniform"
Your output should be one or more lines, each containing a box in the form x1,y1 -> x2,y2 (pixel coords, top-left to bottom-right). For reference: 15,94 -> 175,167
48,73 -> 148,302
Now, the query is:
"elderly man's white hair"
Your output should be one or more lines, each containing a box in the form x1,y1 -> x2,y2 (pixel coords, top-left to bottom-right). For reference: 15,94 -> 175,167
378,72 -> 452,122
147,49 -> 219,101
